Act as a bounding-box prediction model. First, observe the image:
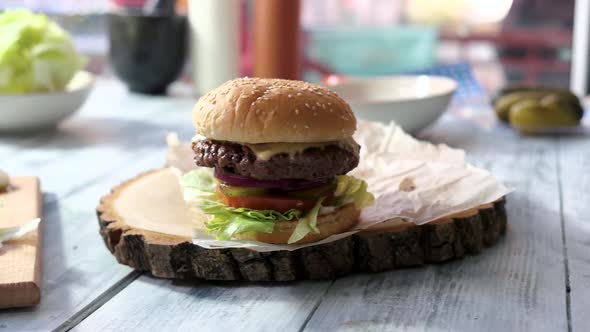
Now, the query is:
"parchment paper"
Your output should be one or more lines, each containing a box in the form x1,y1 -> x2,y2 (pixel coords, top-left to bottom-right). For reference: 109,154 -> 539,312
165,120 -> 512,252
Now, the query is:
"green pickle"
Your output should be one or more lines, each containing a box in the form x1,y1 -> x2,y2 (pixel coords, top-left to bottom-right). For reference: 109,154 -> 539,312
218,183 -> 268,197
539,94 -> 584,121
509,98 -> 579,133
494,91 -> 544,122
493,84 -> 580,105
491,84 -> 535,105
492,84 -> 584,132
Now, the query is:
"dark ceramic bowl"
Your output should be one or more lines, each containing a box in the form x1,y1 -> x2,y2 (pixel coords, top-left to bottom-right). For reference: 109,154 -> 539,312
108,13 -> 187,94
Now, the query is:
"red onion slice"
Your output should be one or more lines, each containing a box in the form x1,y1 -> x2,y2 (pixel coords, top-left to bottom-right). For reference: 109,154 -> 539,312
214,168 -> 328,190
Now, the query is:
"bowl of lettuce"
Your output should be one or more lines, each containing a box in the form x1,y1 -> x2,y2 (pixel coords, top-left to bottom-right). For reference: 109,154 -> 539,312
0,10 -> 92,132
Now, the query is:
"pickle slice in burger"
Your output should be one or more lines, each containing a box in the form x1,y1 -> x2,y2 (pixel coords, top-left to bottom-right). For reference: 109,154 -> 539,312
217,183 -> 269,197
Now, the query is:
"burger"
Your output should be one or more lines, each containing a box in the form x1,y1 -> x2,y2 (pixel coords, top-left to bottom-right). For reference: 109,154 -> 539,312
181,77 -> 374,244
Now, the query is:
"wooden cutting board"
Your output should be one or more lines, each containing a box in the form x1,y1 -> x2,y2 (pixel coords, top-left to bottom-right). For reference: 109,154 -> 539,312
0,177 -> 42,309
97,169 -> 507,281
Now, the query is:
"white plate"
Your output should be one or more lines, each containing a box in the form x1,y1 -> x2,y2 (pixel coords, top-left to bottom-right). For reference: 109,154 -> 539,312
0,71 -> 94,133
327,75 -> 457,133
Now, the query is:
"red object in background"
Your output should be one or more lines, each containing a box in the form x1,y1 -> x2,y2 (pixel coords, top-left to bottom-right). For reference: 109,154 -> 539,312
239,0 -> 251,76
441,27 -> 572,84
111,0 -> 145,7
253,0 -> 301,79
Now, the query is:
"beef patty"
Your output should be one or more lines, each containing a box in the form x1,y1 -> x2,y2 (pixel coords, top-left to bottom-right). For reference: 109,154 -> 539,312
193,139 -> 359,180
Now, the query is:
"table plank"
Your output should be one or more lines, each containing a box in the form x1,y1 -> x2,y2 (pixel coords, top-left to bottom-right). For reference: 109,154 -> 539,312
1,82 -> 575,331
71,277 -> 330,332
0,81 -> 125,158
5,81 -> 336,332
557,136 -> 590,332
302,117 -> 568,331
0,80 -> 197,330
0,154 -> 162,331
0,82 -> 195,199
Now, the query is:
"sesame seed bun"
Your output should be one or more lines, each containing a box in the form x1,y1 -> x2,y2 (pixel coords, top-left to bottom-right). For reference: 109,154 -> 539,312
235,203 -> 360,244
192,77 -> 356,144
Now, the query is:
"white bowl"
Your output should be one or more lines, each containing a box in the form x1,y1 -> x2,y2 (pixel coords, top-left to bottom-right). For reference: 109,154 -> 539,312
327,75 -> 457,133
0,71 -> 94,133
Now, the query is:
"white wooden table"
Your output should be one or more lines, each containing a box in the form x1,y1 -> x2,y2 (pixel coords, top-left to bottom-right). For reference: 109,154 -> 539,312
0,78 -> 588,332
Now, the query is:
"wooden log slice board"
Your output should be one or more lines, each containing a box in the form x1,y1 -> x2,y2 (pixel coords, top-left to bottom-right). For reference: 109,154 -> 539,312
97,168 -> 507,281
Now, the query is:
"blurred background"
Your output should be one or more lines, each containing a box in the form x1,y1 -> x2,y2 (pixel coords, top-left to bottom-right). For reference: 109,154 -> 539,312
0,0 -> 576,94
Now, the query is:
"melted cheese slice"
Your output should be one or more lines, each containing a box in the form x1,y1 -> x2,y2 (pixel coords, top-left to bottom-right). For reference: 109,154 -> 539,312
246,138 -> 359,160
192,135 -> 359,160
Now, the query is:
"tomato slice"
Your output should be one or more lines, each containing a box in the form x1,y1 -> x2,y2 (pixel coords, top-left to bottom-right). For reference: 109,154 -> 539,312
217,187 -> 316,212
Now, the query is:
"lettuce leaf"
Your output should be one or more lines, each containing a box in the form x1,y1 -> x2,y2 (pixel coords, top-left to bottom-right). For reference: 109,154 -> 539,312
287,198 -> 324,244
180,169 -> 375,244
0,10 -> 85,93
333,175 -> 375,209
181,169 -> 307,241
199,200 -> 302,240
179,168 -> 217,201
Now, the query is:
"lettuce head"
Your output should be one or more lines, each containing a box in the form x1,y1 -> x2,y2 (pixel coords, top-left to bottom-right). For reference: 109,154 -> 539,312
0,10 -> 85,94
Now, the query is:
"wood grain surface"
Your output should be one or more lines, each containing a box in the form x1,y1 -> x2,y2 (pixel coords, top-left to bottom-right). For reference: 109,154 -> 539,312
557,136 -> 590,332
0,81 -> 195,331
96,168 -> 506,281
0,177 -> 41,309
304,124 -> 568,332
0,79 -> 585,332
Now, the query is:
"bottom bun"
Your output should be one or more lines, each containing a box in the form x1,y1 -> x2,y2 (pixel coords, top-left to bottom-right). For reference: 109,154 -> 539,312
236,203 -> 360,245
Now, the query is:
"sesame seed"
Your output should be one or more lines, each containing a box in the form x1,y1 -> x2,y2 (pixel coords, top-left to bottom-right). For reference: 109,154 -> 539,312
297,93 -> 302,96
321,104 -> 326,109
263,97 -> 269,101
329,109 -> 334,112
293,124 -> 297,128
305,103 -> 311,109
313,112 -> 318,116
304,125 -> 310,129
295,109 -> 300,114
251,102 -> 256,106
312,106 -> 317,110
288,94 -> 292,98
328,102 -> 332,105
316,102 -> 321,106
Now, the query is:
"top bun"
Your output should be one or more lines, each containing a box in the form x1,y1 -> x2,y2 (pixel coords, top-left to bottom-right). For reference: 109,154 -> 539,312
192,77 -> 356,143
